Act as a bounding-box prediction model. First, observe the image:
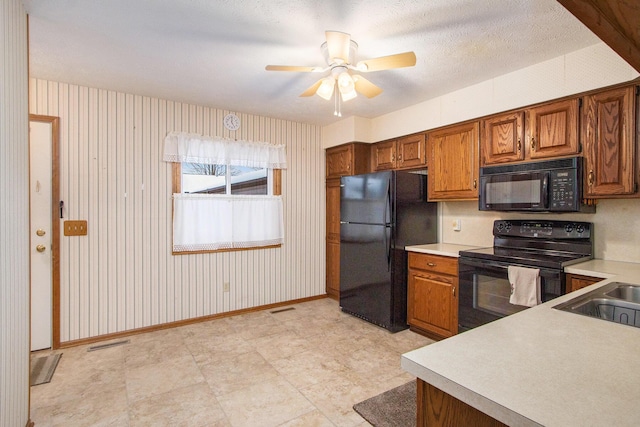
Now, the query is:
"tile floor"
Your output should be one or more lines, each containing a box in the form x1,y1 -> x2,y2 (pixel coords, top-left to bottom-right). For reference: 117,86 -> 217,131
30,297 -> 434,427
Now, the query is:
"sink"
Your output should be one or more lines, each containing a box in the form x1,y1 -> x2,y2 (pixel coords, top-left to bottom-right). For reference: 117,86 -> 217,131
554,282 -> 640,328
605,284 -> 640,304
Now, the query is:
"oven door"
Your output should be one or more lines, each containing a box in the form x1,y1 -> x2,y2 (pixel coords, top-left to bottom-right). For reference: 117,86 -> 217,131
458,257 -> 563,332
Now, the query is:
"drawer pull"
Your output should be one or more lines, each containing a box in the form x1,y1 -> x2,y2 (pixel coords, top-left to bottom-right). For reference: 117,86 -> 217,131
427,262 -> 436,267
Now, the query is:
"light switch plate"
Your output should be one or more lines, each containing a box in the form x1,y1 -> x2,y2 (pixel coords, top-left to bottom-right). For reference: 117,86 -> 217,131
64,220 -> 87,236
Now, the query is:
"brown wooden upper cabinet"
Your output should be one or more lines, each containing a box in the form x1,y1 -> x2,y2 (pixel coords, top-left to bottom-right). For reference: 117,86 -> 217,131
481,98 -> 580,166
427,121 -> 479,200
326,143 -> 371,178
482,111 -> 525,165
582,85 -> 638,198
372,133 -> 427,171
527,98 -> 580,160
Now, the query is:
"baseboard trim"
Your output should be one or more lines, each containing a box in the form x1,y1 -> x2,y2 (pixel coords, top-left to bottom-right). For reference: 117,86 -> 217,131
57,294 -> 329,349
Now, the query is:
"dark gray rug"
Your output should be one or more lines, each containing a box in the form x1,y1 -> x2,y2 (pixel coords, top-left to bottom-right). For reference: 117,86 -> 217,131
353,380 -> 416,427
30,353 -> 62,386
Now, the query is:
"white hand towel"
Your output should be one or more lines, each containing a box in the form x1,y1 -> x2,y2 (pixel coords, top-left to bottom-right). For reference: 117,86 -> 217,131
508,265 -> 541,307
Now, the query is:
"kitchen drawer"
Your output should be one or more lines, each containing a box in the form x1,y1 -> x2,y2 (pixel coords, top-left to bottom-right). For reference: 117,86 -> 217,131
408,252 -> 458,276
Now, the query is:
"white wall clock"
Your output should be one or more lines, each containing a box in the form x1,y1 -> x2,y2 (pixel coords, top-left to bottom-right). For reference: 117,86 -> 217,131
223,113 -> 240,131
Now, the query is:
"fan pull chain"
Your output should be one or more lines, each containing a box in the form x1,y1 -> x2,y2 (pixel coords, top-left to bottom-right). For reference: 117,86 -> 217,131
334,82 -> 342,117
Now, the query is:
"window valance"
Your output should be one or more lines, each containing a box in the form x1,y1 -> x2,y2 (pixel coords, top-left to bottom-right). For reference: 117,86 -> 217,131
163,131 -> 287,169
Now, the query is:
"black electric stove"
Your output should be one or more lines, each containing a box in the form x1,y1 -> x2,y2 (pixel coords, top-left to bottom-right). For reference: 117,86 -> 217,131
457,220 -> 593,332
459,220 -> 593,270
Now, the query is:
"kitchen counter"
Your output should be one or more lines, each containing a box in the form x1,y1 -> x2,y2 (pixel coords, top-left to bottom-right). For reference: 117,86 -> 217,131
405,243 -> 481,257
565,258 -> 640,279
402,269 -> 640,426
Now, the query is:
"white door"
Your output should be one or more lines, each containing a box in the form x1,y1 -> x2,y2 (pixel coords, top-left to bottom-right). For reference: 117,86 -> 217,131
30,120 -> 53,351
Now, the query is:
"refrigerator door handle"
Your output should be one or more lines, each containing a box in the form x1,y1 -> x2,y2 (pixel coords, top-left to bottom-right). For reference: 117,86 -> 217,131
385,224 -> 392,271
384,179 -> 392,271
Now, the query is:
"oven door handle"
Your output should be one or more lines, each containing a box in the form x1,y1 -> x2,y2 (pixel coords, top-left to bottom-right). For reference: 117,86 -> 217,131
459,258 -> 561,278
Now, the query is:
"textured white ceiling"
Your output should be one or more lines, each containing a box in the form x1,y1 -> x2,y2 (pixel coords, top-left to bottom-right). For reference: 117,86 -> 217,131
23,0 -> 600,126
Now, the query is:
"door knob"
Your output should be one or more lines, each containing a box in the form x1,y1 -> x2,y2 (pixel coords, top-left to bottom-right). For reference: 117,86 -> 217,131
36,229 -> 46,237
36,245 -> 46,253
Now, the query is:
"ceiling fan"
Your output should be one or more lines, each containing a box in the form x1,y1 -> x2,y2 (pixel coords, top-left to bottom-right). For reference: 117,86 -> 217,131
265,31 -> 416,116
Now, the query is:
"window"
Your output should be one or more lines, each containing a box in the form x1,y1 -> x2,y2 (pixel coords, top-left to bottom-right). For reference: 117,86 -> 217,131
181,163 -> 271,196
164,132 -> 286,254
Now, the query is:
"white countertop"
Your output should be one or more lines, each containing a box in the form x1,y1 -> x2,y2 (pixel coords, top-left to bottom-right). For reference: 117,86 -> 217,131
405,243 -> 481,257
565,258 -> 640,279
402,266 -> 640,426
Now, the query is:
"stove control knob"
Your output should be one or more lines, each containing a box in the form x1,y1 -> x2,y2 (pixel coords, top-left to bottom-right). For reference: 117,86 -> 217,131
504,222 -> 512,232
565,224 -> 574,233
497,223 -> 504,232
576,224 -> 585,234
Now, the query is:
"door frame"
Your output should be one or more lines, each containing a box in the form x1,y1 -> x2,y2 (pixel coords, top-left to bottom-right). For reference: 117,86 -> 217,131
29,114 -> 61,349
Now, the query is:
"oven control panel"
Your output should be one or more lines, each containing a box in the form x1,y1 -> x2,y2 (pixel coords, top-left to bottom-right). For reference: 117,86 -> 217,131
493,220 -> 591,239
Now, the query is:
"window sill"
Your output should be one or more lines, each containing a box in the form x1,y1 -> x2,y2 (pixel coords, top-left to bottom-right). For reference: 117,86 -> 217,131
172,244 -> 282,256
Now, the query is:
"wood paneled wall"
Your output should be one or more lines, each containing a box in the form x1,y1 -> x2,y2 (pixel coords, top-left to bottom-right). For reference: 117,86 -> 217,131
1,1 -> 30,426
29,78 -> 325,343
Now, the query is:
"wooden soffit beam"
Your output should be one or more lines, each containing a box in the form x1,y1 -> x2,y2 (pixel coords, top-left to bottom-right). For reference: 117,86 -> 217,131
557,0 -> 640,73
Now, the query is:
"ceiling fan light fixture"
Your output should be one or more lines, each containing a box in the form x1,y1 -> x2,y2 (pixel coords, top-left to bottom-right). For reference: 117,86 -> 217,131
340,88 -> 357,102
354,62 -> 368,72
337,71 -> 357,101
316,77 -> 335,100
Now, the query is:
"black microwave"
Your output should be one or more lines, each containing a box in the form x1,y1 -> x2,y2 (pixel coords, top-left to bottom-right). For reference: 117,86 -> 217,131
478,157 -> 595,213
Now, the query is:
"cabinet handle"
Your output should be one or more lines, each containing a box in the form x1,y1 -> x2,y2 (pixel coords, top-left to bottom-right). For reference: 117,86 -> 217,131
427,262 -> 436,267
517,138 -> 521,152
452,287 -> 456,297
531,137 -> 536,152
398,153 -> 402,161
392,153 -> 395,161
588,169 -> 594,186
473,179 -> 477,189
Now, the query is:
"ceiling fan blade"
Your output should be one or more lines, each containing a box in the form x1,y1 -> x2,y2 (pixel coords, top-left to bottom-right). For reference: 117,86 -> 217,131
357,51 -> 416,72
325,31 -> 351,63
300,79 -> 324,97
353,75 -> 383,98
265,65 -> 319,72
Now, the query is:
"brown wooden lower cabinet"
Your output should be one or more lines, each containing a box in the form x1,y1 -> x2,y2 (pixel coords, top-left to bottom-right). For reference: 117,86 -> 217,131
565,273 -> 602,293
408,253 -> 458,339
416,379 -> 507,427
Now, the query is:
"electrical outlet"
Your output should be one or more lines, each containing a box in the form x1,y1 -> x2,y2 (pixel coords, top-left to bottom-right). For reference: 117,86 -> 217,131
452,219 -> 462,231
223,282 -> 230,292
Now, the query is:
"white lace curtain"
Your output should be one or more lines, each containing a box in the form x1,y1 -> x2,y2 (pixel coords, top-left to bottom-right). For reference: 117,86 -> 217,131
172,194 -> 284,252
164,132 -> 286,252
163,131 -> 287,168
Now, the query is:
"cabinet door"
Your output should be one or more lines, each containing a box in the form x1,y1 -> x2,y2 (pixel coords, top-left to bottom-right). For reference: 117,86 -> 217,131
566,273 -> 601,293
481,111 -> 525,165
326,241 -> 340,298
408,270 -> 458,338
326,179 -> 341,298
397,134 -> 427,169
427,121 -> 479,200
372,139 -> 396,171
583,86 -> 637,197
326,145 -> 354,178
527,98 -> 580,159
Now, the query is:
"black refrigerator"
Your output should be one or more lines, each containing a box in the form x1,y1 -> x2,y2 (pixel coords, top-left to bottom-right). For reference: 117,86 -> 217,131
339,170 -> 438,332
